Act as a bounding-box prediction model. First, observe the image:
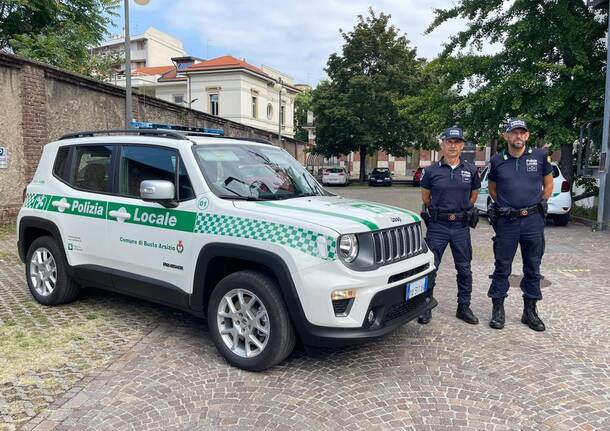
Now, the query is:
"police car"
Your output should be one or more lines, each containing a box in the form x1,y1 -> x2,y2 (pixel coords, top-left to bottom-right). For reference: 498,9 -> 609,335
475,162 -> 572,226
17,123 -> 436,371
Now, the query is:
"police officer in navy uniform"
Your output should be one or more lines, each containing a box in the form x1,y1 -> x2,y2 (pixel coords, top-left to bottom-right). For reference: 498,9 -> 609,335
487,118 -> 553,331
418,126 -> 481,325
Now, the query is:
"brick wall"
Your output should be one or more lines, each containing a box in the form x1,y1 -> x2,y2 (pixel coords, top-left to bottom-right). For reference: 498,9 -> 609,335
0,53 -> 307,222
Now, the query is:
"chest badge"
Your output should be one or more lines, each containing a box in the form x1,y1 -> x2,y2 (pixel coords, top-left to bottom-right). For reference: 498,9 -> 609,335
460,170 -> 472,183
526,159 -> 538,172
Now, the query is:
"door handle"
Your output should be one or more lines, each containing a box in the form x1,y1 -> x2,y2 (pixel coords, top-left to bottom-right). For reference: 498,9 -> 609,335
109,210 -> 131,220
51,200 -> 71,210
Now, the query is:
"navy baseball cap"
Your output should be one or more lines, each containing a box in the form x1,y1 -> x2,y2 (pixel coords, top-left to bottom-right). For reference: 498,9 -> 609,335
440,127 -> 464,141
506,118 -> 529,132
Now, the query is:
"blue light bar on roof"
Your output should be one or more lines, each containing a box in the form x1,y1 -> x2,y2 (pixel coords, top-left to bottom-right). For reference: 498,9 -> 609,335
131,121 -> 224,136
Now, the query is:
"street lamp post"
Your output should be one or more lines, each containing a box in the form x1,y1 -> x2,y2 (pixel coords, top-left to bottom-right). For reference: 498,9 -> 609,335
589,0 -> 610,229
124,0 -> 132,128
124,0 -> 149,128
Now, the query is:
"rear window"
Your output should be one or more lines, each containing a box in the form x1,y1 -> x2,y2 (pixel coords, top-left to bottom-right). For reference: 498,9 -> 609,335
325,168 -> 344,173
552,165 -> 560,178
71,145 -> 113,193
53,146 -> 71,182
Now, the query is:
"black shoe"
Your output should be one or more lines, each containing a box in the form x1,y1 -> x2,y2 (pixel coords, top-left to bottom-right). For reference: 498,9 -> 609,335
417,310 -> 432,325
456,304 -> 479,325
521,298 -> 545,332
489,298 -> 505,329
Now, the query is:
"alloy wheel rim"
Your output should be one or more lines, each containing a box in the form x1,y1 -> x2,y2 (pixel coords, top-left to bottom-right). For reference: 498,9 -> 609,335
217,288 -> 270,358
29,247 -> 57,297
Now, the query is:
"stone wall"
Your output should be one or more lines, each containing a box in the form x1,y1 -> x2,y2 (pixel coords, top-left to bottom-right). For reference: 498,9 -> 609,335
0,53 -> 307,222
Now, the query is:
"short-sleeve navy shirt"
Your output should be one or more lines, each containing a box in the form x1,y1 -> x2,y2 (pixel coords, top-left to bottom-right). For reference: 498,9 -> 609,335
421,159 -> 481,212
488,147 -> 553,209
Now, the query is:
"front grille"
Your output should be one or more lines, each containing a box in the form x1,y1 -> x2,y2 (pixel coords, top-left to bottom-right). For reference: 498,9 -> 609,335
388,263 -> 430,284
372,223 -> 425,266
382,293 -> 427,324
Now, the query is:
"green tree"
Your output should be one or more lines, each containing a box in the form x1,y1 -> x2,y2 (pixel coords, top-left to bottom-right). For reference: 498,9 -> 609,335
312,9 -> 428,181
425,0 -> 607,183
1,0 -> 119,78
294,87 -> 312,142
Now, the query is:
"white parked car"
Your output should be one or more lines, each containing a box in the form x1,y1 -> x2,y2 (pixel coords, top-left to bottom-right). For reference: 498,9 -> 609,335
322,167 -> 350,186
475,162 -> 572,226
17,124 -> 436,371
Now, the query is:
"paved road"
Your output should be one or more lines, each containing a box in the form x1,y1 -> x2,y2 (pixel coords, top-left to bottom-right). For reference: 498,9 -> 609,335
3,186 -> 609,430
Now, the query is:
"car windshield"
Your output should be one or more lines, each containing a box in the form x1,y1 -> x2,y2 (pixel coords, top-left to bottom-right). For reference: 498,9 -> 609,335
194,144 -> 330,200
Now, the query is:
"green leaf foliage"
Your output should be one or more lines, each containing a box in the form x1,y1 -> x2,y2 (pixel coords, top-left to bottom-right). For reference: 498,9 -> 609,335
423,0 -> 607,149
312,9 -> 430,179
294,87 -> 312,142
1,0 -> 119,78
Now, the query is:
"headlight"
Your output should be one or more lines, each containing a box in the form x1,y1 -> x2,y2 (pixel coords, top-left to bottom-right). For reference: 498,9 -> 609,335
339,234 -> 358,262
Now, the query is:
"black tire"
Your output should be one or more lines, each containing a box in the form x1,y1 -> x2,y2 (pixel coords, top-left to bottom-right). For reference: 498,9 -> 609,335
553,213 -> 570,226
25,236 -> 80,306
207,270 -> 296,371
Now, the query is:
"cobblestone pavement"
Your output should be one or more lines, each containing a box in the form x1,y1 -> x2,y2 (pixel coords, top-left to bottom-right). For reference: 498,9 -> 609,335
2,186 -> 609,430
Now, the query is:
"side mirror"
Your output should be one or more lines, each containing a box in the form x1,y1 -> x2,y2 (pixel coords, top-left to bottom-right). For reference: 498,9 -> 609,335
140,180 -> 177,208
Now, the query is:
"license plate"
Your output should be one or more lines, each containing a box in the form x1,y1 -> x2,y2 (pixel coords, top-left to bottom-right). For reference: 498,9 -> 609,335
406,277 -> 428,300
376,179 -> 382,182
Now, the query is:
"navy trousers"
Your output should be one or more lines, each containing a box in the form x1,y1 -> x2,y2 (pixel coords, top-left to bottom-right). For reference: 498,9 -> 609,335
426,221 -> 473,305
488,213 -> 545,300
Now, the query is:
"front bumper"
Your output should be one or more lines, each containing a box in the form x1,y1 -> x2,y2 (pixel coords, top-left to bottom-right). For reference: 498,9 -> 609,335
297,274 -> 437,347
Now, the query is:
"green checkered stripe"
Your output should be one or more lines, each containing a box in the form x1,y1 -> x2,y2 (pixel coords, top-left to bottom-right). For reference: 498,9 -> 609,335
194,213 -> 337,261
24,193 -> 49,210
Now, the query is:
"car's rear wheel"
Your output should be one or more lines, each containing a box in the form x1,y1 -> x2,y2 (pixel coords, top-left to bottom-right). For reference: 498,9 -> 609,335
25,236 -> 80,306
208,270 -> 296,371
553,213 -> 570,226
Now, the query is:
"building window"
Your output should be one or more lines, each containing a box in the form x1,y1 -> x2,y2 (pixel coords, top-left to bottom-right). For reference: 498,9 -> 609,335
136,40 -> 145,50
173,95 -> 184,105
267,103 -> 273,120
209,94 -> 219,116
251,96 -> 258,119
280,105 -> 285,126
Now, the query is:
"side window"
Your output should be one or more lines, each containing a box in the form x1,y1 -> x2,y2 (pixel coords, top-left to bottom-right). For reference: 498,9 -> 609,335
71,145 -> 113,192
119,146 -> 194,200
480,167 -> 489,182
53,146 -> 71,182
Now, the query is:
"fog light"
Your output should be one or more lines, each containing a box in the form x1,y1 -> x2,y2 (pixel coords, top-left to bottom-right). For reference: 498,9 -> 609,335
331,289 -> 356,301
367,310 -> 376,324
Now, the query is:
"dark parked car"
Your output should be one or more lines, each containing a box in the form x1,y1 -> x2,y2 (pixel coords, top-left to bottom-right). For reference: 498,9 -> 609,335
368,167 -> 393,186
412,167 -> 424,187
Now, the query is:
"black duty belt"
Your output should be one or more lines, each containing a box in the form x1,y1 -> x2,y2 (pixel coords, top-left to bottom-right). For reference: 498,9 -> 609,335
499,205 -> 539,218
437,212 -> 467,221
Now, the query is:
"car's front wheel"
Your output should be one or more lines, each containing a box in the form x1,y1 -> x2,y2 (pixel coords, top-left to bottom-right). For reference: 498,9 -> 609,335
208,270 -> 296,371
25,236 -> 80,306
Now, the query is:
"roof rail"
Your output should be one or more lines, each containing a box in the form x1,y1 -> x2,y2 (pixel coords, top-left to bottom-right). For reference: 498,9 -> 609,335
59,129 -> 187,140
191,135 -> 275,146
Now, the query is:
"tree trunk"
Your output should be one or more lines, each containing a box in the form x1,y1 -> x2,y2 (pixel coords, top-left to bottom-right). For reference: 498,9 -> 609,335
359,144 -> 368,182
560,142 -> 573,185
490,139 -> 498,157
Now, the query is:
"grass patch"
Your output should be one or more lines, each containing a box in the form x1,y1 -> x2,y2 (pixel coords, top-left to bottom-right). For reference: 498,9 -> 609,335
571,205 -> 598,221
0,320 -> 106,384
0,222 -> 16,239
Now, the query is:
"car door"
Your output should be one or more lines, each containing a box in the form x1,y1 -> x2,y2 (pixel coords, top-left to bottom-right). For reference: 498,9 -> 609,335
475,167 -> 489,212
106,144 -> 197,296
48,144 -> 113,280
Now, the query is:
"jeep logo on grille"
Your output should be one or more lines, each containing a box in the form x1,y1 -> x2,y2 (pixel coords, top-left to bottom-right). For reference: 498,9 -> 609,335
390,216 -> 402,223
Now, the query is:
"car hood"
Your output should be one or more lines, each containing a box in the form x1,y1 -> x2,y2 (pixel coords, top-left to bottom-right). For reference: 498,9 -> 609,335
233,195 -> 421,234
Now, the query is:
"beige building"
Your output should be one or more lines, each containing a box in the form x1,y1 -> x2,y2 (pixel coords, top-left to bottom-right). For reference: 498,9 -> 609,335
93,27 -> 186,72
116,55 -> 301,139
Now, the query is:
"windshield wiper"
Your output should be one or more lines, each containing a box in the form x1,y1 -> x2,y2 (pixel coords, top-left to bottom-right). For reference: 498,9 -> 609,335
217,194 -> 265,201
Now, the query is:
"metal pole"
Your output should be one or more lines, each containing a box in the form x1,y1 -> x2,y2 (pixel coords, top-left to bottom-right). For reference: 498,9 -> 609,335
124,0 -> 133,128
597,10 -> 610,230
278,77 -> 283,147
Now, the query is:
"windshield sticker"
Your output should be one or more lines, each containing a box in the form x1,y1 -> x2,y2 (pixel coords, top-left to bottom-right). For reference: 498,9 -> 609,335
197,149 -> 240,161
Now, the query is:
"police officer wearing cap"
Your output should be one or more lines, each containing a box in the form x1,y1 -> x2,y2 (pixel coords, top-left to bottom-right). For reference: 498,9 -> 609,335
418,126 -> 481,325
487,118 -> 553,331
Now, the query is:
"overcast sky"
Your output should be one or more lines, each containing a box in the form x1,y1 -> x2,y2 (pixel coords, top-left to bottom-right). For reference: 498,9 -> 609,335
111,0 -> 468,86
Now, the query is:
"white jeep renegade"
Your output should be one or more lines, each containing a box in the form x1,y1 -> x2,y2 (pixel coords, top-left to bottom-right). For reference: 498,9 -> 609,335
17,126 -> 436,371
